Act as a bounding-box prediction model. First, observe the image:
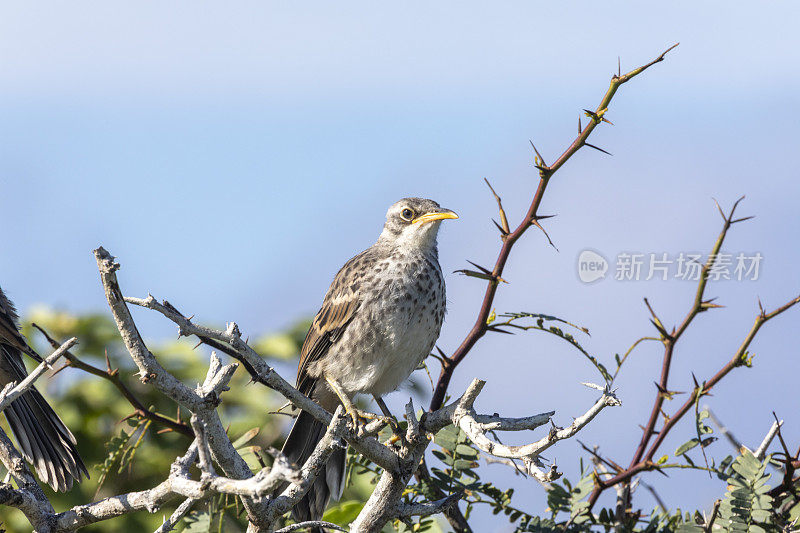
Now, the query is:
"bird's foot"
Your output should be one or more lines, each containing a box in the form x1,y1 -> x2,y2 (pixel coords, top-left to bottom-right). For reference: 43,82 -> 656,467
340,409 -> 395,437
337,407 -> 403,439
324,378 -> 402,435
340,402 -> 368,431
323,379 -> 378,433
358,410 -> 403,436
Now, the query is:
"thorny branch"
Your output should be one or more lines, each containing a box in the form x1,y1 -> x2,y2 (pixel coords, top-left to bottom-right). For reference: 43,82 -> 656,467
627,198 -> 750,472
412,42 -> 677,533
452,380 -> 618,460
429,43 -> 679,413
31,323 -> 192,437
582,199 -> 800,512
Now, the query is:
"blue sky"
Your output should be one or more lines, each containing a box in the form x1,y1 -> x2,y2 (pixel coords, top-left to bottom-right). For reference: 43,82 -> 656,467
2,2 -> 799,529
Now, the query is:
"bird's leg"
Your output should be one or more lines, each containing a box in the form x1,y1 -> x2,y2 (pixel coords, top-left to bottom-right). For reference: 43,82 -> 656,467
323,378 -> 400,437
372,395 -> 403,436
325,376 -> 363,427
373,396 -> 394,418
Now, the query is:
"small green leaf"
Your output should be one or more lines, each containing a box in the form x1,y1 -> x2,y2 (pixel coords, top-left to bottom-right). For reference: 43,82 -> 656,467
322,500 -> 365,526
675,439 -> 700,456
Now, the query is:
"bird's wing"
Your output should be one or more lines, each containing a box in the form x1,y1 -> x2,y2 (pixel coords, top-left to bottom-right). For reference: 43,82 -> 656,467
0,343 -> 29,384
296,250 -> 371,395
0,288 -> 42,363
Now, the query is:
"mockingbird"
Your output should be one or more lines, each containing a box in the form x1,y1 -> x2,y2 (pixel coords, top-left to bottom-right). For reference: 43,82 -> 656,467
281,197 -> 457,529
0,286 -> 88,491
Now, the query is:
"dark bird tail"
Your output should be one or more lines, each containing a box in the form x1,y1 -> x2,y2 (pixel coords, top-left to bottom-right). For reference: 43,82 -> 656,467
5,386 -> 88,492
281,408 -> 346,532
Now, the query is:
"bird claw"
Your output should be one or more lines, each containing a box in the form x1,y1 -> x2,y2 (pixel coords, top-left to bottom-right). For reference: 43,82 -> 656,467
379,414 -> 403,436
345,408 -> 384,430
343,408 -> 403,439
345,407 -> 367,429
324,378 -> 401,435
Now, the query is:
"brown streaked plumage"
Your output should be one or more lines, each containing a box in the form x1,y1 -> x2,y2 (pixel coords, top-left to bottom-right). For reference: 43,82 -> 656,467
280,198 -> 457,531
0,286 -> 88,492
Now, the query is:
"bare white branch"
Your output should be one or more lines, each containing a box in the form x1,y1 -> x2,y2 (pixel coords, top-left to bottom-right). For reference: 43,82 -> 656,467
124,291 -> 400,473
274,521 -> 348,532
524,461 -> 562,485
404,398 -> 421,442
755,419 -> 783,460
189,415 -> 215,477
94,247 -> 272,530
0,408 -> 351,532
266,408 -> 348,524
397,493 -> 462,519
154,497 -> 199,533
0,336 -> 77,414
426,378 -> 620,461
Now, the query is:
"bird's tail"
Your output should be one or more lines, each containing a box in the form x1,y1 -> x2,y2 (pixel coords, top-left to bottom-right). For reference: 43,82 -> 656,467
281,408 -> 346,532
5,386 -> 88,492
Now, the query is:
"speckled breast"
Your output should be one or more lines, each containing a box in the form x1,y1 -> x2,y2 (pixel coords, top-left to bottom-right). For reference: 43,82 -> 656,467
326,251 -> 445,397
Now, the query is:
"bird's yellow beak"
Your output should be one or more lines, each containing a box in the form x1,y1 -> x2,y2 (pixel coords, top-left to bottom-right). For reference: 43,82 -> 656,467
412,210 -> 459,225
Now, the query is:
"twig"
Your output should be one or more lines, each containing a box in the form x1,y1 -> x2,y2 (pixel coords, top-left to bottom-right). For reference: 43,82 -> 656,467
0,337 -> 76,413
429,43 -> 678,412
484,178 -> 510,235
397,492 -> 463,519
154,497 -> 199,533
755,419 -> 783,460
274,521 -> 348,533
705,499 -> 721,533
587,292 -> 800,509
32,323 -> 192,437
436,379 -> 619,460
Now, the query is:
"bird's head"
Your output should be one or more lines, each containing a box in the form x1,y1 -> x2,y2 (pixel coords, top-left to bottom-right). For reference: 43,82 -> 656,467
378,197 -> 458,250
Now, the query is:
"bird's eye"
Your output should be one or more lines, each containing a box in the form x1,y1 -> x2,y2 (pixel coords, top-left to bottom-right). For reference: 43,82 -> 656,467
400,208 -> 414,221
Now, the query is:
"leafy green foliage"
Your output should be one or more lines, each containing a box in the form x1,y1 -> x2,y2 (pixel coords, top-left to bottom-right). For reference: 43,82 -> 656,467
323,500 -> 365,527
718,450 -> 773,532
181,509 -> 213,533
673,406 -> 716,470
0,307 -> 305,532
95,419 -> 151,494
547,470 -> 594,525
409,424 -> 542,532
232,427 -> 264,472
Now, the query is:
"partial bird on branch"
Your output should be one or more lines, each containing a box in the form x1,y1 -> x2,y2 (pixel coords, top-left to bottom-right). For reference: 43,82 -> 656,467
0,286 -> 88,491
